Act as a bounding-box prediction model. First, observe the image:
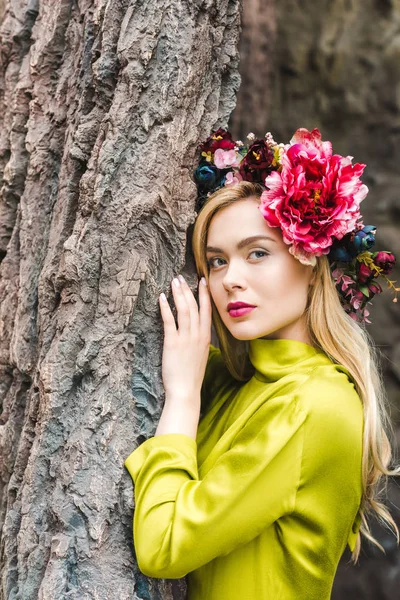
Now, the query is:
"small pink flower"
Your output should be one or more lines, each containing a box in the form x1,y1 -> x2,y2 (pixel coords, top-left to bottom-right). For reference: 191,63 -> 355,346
214,148 -> 241,169
332,267 -> 345,279
340,275 -> 355,292
349,289 -> 365,310
224,171 -> 243,186
351,298 -> 362,310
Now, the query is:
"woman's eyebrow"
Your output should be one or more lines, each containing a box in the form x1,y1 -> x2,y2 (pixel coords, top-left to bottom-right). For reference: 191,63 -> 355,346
206,235 -> 276,254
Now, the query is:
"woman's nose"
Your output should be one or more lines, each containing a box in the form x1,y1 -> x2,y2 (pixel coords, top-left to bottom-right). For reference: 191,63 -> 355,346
222,260 -> 247,291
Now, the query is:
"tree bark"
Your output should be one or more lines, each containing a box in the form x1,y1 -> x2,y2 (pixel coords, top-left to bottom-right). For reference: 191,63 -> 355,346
228,0 -> 276,139
0,1 -> 242,598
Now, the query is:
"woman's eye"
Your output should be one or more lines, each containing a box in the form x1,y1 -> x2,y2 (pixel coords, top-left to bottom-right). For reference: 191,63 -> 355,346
249,250 -> 269,259
207,257 -> 225,269
207,250 -> 268,269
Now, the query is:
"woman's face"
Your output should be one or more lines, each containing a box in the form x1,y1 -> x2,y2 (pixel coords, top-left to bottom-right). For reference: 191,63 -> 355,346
206,197 -> 315,343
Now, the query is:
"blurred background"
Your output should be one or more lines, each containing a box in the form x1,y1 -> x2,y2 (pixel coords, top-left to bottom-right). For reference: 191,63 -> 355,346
229,0 -> 400,596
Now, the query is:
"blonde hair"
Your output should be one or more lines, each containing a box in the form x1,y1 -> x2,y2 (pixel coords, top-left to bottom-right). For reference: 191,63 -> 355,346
191,180 -> 400,564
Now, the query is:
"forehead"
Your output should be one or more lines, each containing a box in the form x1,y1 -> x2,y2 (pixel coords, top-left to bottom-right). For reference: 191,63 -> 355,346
207,198 -> 281,244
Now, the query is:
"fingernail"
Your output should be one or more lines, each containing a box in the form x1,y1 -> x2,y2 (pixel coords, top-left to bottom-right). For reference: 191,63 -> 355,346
160,292 -> 167,302
201,277 -> 207,286
178,274 -> 185,283
173,277 -> 180,287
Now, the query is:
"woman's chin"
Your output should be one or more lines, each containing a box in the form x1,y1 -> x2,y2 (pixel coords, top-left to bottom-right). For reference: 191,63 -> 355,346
227,325 -> 273,341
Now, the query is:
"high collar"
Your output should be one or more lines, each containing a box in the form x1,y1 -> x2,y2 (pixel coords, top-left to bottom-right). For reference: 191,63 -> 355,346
248,338 -> 329,383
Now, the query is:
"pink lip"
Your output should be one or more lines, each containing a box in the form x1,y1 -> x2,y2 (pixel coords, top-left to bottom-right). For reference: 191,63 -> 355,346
228,306 -> 256,318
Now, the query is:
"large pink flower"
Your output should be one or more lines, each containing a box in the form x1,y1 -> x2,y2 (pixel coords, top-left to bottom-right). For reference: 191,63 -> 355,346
259,128 -> 369,265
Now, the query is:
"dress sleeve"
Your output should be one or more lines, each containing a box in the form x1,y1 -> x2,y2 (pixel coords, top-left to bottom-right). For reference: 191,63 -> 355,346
124,393 -> 306,579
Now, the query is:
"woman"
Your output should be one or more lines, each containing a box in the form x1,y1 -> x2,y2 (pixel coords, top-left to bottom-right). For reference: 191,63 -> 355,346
124,128 -> 400,599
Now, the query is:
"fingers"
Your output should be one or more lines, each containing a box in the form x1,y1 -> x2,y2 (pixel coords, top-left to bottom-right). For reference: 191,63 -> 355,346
171,276 -> 191,332
199,277 -> 212,339
159,291 -> 178,336
177,274 -> 201,332
159,274 -> 211,340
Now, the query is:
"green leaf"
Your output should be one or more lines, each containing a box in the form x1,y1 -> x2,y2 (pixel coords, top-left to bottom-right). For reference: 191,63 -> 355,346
358,285 -> 370,297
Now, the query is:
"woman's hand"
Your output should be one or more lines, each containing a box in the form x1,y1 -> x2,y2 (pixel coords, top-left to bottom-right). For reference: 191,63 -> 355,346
159,274 -> 212,403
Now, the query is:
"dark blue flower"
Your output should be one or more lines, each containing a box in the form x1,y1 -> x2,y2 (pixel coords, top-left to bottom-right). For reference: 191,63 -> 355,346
352,226 -> 376,254
328,245 -> 354,262
194,163 -> 220,190
328,225 -> 376,262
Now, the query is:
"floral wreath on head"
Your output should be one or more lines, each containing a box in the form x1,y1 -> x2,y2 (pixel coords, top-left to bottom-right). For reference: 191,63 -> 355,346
193,127 -> 399,324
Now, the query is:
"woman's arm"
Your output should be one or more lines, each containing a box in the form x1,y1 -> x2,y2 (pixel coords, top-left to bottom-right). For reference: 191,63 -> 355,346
154,392 -> 201,439
154,274 -> 211,440
125,394 -> 306,578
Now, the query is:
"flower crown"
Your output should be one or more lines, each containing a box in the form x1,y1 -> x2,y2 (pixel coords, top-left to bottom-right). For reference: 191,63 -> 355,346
194,127 -> 399,323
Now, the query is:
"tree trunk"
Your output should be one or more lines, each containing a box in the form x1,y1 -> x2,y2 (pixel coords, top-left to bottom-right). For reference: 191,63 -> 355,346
0,1 -> 242,598
228,0 -> 276,139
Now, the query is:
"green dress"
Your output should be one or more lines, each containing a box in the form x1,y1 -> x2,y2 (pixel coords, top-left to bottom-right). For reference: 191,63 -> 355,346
124,338 -> 363,599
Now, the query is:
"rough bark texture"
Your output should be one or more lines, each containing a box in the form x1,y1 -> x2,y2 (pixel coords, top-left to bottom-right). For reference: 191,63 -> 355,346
0,1 -> 242,598
231,0 -> 400,597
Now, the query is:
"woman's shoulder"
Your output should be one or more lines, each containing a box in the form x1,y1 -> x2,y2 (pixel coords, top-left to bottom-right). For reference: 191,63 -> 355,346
295,361 -> 364,436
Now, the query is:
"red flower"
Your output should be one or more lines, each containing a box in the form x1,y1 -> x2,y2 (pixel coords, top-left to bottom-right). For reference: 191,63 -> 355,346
259,128 -> 369,265
368,281 -> 382,295
372,251 -> 396,275
358,263 -> 375,283
239,140 -> 275,184
199,128 -> 236,154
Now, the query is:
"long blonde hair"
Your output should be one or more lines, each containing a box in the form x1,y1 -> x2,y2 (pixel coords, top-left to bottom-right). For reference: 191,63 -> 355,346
191,180 -> 400,564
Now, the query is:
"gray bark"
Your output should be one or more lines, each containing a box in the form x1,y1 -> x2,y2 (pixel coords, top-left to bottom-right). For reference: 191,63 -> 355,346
0,1 -> 242,598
